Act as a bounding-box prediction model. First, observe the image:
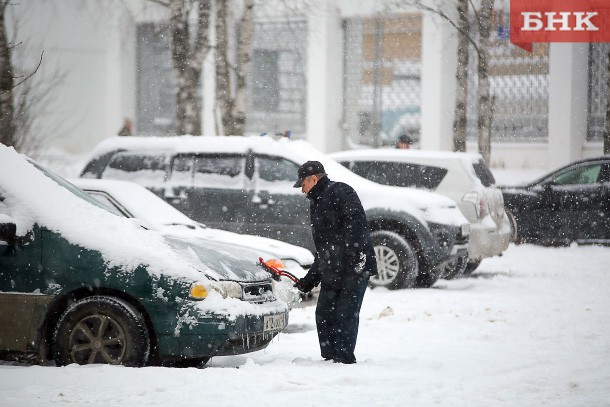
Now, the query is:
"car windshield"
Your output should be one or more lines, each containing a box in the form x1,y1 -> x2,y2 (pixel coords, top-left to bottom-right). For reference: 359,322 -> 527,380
31,162 -> 117,214
165,236 -> 270,282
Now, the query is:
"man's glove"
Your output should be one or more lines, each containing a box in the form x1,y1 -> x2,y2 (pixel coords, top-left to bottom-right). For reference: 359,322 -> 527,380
294,279 -> 315,293
347,251 -> 367,274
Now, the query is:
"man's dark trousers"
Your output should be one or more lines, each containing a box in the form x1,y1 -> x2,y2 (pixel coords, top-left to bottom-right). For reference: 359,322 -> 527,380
315,272 -> 369,363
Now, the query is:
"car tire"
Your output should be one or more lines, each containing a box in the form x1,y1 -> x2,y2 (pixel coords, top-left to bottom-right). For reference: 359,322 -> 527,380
54,296 -> 150,367
506,209 -> 520,244
441,254 -> 469,280
370,230 -> 419,290
162,357 -> 210,368
463,259 -> 482,276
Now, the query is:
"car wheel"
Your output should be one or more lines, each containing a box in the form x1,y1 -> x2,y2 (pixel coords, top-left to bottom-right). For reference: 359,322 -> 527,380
463,259 -> 482,276
54,296 -> 150,367
506,210 -> 520,244
370,230 -> 418,290
441,254 -> 469,280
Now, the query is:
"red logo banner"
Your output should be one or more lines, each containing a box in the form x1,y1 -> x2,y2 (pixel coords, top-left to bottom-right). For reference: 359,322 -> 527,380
510,0 -> 610,52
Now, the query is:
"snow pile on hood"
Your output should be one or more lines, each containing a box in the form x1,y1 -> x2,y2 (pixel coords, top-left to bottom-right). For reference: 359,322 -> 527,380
0,145 -> 214,281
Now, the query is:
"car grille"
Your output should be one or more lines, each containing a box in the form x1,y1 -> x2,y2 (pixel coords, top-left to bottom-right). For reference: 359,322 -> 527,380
241,281 -> 275,303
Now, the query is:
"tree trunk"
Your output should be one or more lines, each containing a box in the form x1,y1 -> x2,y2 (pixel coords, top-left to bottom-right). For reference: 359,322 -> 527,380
170,0 -> 210,136
477,0 -> 494,165
453,0 -> 469,152
0,1 -> 14,147
604,52 -> 610,154
231,0 -> 254,136
215,0 -> 233,135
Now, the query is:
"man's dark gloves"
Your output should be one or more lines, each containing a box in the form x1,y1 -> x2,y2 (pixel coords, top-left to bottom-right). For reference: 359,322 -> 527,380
294,279 -> 315,293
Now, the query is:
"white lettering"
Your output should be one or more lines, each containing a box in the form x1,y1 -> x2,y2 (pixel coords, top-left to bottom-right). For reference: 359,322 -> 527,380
545,12 -> 571,31
522,12 -> 543,31
573,12 -> 599,31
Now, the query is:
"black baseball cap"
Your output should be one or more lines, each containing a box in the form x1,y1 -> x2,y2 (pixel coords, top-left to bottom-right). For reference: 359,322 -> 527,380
398,133 -> 414,144
293,160 -> 325,188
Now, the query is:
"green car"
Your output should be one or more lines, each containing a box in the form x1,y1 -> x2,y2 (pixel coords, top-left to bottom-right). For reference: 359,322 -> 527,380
0,145 -> 289,367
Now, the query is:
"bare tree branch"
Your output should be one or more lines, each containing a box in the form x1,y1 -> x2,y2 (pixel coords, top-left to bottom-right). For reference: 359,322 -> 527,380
412,1 -> 481,57
146,0 -> 170,8
9,50 -> 43,90
469,0 -> 479,23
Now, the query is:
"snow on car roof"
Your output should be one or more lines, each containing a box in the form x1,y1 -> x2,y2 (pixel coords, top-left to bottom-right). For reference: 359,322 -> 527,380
0,144 -> 216,282
328,148 -> 483,163
87,135 -> 463,224
72,178 -> 196,228
71,178 -> 314,266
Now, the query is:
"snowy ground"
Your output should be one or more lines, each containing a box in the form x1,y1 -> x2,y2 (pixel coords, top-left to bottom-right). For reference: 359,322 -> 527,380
2,152 -> 607,405
1,243 -> 609,406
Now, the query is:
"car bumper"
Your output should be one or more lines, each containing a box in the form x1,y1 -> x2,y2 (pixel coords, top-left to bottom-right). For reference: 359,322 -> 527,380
153,303 -> 289,359
467,216 -> 511,260
425,223 -> 470,281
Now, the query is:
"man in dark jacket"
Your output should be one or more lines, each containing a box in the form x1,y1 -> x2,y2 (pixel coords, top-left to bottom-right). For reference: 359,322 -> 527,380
293,160 -> 377,364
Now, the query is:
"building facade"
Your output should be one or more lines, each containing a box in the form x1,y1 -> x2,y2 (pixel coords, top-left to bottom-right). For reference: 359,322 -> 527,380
7,0 -> 607,170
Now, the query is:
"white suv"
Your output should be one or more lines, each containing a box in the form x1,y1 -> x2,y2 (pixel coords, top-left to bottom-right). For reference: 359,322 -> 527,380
329,149 -> 510,275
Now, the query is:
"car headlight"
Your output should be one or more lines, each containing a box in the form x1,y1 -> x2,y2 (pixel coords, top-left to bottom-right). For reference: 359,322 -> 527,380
189,283 -> 208,300
461,223 -> 471,237
189,281 -> 243,300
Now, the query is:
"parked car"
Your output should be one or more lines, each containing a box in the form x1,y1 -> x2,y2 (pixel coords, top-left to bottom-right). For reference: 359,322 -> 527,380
329,149 -> 511,276
499,156 -> 610,246
0,145 -> 289,367
81,135 -> 469,290
71,178 -> 314,307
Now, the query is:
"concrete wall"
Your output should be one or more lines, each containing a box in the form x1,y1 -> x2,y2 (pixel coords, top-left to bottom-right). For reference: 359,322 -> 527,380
7,0 -> 141,154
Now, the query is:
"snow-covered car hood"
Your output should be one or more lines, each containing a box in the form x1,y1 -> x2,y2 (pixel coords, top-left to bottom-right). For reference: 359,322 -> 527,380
71,178 -> 314,266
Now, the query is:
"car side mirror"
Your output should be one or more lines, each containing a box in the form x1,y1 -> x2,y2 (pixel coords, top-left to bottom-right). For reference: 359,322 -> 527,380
0,219 -> 17,246
542,182 -> 555,193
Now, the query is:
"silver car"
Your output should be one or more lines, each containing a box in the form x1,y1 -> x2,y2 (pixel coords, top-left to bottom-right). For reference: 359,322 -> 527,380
330,149 -> 510,276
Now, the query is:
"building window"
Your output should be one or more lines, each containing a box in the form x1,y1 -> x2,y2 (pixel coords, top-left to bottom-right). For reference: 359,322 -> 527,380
136,23 -> 177,136
343,14 -> 423,147
246,20 -> 307,135
587,43 -> 610,142
466,10 -> 549,142
251,50 -> 280,111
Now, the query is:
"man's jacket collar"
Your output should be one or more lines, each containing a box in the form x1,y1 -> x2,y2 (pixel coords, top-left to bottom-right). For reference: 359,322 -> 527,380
307,176 -> 330,201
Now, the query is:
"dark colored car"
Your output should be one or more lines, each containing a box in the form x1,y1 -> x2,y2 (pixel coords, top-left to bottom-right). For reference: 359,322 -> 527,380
500,156 -> 610,245
0,145 -> 288,367
80,136 -> 470,290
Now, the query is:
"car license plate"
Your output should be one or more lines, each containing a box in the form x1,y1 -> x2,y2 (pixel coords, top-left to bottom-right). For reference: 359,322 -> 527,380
263,313 -> 286,332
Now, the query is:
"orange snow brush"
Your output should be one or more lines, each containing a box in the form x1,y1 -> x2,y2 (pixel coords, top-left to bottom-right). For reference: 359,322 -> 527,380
258,257 -> 300,283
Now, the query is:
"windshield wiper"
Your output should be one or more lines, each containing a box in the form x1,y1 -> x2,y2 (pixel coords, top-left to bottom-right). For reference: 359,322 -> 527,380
165,222 -> 197,230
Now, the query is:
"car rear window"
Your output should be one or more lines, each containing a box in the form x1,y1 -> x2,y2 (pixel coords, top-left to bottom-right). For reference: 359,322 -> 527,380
81,151 -> 121,179
346,161 -> 447,190
472,160 -> 496,187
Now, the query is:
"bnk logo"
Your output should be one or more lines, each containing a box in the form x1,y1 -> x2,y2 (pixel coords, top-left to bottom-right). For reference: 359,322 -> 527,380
510,0 -> 610,51
522,12 -> 599,31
